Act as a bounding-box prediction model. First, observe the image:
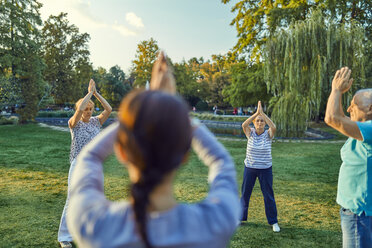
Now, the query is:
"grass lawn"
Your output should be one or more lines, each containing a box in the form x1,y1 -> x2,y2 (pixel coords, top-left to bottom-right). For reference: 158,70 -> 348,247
0,124 -> 345,247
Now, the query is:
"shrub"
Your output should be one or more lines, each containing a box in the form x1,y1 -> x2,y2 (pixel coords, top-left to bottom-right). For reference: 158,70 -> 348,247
37,110 -> 118,118
195,101 -> 209,111
0,115 -> 18,125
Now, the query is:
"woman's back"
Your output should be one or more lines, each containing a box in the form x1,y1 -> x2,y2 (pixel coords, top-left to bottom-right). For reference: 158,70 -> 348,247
67,123 -> 240,248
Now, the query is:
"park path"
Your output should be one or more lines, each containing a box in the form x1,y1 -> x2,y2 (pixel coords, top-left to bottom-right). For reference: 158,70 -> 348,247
38,123 -> 346,144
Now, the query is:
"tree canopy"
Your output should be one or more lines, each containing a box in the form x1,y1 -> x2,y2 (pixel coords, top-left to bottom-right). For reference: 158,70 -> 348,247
265,9 -> 367,137
222,0 -> 372,61
42,12 -> 92,104
131,38 -> 159,88
0,0 -> 45,122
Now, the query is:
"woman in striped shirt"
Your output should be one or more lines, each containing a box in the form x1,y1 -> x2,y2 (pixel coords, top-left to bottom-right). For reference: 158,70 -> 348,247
240,101 -> 280,232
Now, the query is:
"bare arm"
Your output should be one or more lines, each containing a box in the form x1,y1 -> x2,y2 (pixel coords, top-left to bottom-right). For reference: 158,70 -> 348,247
242,112 -> 258,137
68,80 -> 95,129
324,67 -> 362,140
150,51 -> 176,95
94,90 -> 112,126
260,112 -> 276,138
242,101 -> 264,137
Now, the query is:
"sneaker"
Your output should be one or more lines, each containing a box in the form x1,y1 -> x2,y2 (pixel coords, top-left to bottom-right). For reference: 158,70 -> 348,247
59,241 -> 72,248
272,223 -> 280,232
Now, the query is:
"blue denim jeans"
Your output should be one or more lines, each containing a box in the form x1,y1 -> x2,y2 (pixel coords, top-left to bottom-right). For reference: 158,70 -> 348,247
57,159 -> 76,242
340,207 -> 372,248
240,166 -> 278,224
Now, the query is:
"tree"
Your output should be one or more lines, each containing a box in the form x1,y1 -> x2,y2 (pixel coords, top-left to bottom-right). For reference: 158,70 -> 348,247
0,0 -> 45,122
222,62 -> 270,107
222,0 -> 371,61
42,12 -> 91,104
264,10 -> 367,137
94,65 -> 131,107
173,60 -> 208,107
131,38 -> 159,88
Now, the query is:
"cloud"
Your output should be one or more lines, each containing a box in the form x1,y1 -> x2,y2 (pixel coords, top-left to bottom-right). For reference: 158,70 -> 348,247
112,23 -> 137,36
39,0 -> 140,37
125,12 -> 144,28
72,0 -> 107,28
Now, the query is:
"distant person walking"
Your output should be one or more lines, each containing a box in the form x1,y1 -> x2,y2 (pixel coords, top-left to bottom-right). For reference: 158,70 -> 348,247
213,105 -> 218,115
325,67 -> 372,248
58,79 -> 112,248
240,101 -> 280,232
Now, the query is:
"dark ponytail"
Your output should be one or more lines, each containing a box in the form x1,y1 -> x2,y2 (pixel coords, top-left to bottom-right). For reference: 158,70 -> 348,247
117,90 -> 192,248
131,169 -> 164,248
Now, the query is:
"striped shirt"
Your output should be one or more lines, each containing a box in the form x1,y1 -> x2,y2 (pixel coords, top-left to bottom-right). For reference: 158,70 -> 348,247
244,128 -> 272,169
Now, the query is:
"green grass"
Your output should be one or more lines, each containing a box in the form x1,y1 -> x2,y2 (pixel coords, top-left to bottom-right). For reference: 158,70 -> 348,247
0,124 -> 344,247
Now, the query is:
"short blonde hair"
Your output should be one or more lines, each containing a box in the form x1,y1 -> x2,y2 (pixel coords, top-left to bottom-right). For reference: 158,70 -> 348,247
75,98 -> 94,110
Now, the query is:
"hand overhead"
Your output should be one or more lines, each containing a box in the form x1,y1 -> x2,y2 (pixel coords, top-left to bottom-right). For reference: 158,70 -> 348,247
332,67 -> 353,94
257,101 -> 263,115
88,79 -> 96,94
150,51 -> 176,95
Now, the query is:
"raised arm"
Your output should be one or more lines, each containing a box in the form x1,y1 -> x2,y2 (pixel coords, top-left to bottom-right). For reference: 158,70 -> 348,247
150,51 -> 176,95
94,84 -> 112,125
68,79 -> 95,128
259,102 -> 276,138
242,101 -> 261,137
67,122 -> 118,243
324,67 -> 362,140
191,123 -> 240,231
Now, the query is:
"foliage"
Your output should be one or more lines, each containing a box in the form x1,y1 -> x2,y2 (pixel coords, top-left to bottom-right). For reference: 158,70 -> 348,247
0,0 -> 45,123
223,62 -> 270,107
190,112 -> 247,122
264,10 -> 367,137
195,100 -> 209,111
0,124 -> 343,247
222,0 -> 372,61
173,60 -> 208,107
42,12 -> 92,104
0,77 -> 22,107
36,110 -> 118,118
131,38 -> 159,88
0,115 -> 18,125
99,65 -> 132,107
36,110 -> 74,118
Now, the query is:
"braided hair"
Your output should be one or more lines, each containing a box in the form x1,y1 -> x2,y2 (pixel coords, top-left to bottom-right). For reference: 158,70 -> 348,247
116,90 -> 192,248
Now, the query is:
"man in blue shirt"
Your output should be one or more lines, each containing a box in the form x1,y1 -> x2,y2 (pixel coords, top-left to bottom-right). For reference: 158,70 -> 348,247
325,67 -> 372,248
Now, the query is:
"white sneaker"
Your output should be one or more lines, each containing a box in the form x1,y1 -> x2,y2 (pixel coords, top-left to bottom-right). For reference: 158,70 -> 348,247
272,223 -> 280,232
59,241 -> 72,248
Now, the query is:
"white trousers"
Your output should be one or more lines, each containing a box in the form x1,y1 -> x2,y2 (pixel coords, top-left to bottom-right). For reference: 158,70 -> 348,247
57,159 -> 76,242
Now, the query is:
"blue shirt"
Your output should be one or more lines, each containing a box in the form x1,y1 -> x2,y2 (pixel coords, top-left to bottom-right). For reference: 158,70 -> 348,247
337,120 -> 372,216
244,129 -> 272,169
67,123 -> 240,248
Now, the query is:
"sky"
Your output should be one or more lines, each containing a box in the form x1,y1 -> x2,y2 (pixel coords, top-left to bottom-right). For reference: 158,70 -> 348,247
38,0 -> 237,73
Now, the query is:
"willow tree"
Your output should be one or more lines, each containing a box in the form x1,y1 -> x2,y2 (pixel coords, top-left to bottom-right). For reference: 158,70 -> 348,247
264,10 -> 366,137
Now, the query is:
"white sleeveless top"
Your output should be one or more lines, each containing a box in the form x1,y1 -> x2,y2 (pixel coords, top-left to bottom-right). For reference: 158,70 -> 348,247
244,128 -> 272,169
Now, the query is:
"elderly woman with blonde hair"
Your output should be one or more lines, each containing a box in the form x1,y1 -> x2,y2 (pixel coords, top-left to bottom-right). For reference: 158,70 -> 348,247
58,79 -> 112,248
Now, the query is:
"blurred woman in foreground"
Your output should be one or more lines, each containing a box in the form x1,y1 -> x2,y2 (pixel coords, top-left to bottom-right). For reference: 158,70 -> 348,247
66,52 -> 240,248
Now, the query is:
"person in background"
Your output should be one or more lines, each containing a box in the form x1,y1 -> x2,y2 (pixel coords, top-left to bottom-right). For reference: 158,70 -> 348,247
240,100 -> 280,232
58,79 -> 112,248
325,67 -> 372,248
66,52 -> 240,248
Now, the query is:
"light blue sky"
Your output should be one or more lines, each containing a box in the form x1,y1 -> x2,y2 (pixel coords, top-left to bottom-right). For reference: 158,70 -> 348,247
39,0 -> 237,73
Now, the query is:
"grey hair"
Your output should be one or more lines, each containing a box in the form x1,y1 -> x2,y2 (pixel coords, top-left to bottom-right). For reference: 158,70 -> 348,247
355,88 -> 372,109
